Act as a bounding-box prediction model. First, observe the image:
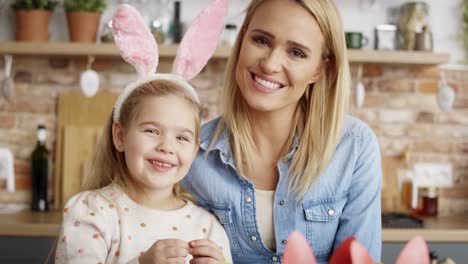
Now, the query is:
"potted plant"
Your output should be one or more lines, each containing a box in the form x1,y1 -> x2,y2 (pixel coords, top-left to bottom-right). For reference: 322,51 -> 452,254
64,0 -> 107,42
11,0 -> 59,41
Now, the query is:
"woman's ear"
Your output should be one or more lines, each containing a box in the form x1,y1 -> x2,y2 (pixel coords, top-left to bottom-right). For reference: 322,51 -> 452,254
112,122 -> 125,152
307,60 -> 327,84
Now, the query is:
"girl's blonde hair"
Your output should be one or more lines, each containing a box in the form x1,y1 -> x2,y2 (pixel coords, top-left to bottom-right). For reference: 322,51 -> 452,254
209,0 -> 351,199
82,79 -> 202,202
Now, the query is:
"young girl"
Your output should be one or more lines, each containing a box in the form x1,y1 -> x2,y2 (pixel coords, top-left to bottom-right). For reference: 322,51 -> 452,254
56,2 -> 231,263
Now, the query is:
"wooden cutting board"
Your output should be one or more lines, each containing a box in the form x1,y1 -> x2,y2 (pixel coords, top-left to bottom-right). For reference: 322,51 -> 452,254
54,91 -> 118,209
61,126 -> 103,205
381,156 -> 404,212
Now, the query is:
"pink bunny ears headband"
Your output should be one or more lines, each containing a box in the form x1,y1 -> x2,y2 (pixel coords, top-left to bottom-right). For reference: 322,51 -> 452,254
111,0 -> 228,122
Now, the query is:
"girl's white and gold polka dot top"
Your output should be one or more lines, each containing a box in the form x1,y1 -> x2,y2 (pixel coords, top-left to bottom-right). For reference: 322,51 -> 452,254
55,184 -> 232,264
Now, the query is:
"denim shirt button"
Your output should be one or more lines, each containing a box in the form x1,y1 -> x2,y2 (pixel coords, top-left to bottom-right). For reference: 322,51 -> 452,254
246,197 -> 252,203
272,256 -> 279,262
327,209 -> 335,216
251,235 -> 257,241
281,239 -> 287,245
279,200 -> 284,206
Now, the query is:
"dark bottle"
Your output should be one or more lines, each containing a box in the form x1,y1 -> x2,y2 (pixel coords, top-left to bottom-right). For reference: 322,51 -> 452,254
173,1 -> 182,43
31,124 -> 49,211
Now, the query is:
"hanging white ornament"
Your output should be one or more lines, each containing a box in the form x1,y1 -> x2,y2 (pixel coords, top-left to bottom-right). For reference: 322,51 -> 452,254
436,82 -> 455,111
80,56 -> 100,97
436,70 -> 455,111
356,81 -> 365,108
355,64 -> 365,108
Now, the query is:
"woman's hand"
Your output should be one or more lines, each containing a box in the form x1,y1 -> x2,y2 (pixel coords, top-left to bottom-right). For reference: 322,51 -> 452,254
189,239 -> 226,264
139,239 -> 189,264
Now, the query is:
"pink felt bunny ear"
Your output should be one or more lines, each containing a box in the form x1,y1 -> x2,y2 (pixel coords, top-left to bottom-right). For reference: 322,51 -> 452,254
282,231 -> 317,264
112,4 -> 159,77
329,237 -> 372,264
172,0 -> 228,80
395,236 -> 430,264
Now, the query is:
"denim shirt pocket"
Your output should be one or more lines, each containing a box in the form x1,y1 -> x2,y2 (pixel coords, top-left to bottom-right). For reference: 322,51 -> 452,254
302,195 -> 347,257
198,201 -> 244,256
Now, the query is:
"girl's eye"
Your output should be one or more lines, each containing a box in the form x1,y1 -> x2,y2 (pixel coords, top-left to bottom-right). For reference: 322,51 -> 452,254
145,129 -> 159,135
177,136 -> 190,142
290,49 -> 306,58
253,36 -> 269,46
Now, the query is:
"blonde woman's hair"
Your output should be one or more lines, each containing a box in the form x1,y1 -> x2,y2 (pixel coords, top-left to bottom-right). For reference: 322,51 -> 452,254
82,80 -> 202,202
209,0 -> 351,199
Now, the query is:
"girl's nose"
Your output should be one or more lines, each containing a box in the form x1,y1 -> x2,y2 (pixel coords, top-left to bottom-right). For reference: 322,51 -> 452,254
260,49 -> 282,74
156,137 -> 174,154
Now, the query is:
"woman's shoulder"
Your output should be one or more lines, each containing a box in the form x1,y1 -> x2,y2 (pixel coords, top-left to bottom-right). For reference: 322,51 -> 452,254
341,115 -> 377,141
200,116 -> 222,143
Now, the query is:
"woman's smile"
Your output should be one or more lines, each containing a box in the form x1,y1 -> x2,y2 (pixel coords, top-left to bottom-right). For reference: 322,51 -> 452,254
250,72 -> 285,93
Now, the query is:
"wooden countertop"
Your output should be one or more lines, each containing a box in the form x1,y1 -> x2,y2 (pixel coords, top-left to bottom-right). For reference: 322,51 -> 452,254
382,215 -> 468,242
0,211 -> 467,242
0,211 -> 62,237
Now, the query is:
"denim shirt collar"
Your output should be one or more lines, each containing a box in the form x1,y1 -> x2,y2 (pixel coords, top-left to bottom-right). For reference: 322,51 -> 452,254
199,118 -> 300,167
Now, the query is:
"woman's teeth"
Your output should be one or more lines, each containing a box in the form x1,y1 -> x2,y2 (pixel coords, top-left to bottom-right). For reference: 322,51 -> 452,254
254,75 -> 281,89
150,160 -> 172,168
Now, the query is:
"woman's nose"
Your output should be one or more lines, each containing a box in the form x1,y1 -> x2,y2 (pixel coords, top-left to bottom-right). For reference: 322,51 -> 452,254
260,49 -> 282,74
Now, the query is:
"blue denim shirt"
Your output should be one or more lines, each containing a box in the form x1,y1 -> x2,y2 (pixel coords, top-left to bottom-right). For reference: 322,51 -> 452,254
182,115 -> 382,264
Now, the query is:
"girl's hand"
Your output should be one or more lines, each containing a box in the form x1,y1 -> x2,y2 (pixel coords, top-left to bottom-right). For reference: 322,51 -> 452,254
188,239 -> 226,264
139,239 -> 189,264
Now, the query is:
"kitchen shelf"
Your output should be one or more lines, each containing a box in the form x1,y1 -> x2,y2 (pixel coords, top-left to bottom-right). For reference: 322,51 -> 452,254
0,42 -> 450,65
347,49 -> 449,65
0,42 -> 232,59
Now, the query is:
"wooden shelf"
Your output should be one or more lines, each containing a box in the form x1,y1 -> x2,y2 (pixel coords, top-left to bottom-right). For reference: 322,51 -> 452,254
347,49 -> 450,65
0,42 -> 232,59
0,42 -> 450,65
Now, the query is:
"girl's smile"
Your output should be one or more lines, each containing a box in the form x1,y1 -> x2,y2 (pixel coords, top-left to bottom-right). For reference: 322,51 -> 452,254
146,157 -> 176,173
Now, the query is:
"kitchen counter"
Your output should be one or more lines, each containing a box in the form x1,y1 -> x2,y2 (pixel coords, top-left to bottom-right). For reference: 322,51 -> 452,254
0,211 -> 467,242
382,215 -> 468,242
0,211 -> 62,237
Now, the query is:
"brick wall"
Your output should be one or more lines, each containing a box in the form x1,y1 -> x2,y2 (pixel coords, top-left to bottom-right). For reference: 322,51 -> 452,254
0,57 -> 467,216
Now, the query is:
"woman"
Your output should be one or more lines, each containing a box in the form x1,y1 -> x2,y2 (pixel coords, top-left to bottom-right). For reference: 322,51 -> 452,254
182,0 -> 382,263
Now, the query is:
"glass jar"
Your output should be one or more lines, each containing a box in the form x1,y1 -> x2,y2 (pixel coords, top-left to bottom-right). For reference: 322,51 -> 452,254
397,2 -> 429,50
422,186 -> 438,216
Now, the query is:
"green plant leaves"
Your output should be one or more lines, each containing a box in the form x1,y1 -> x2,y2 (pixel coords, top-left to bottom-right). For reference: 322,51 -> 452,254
64,0 -> 107,13
11,0 -> 59,11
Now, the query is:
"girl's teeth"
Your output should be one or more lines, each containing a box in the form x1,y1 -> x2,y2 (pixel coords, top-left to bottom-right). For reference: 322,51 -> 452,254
254,76 -> 281,89
151,160 -> 172,168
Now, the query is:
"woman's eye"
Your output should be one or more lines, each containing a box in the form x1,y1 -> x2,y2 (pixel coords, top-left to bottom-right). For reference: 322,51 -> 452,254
253,36 -> 269,46
290,49 -> 306,58
145,129 -> 159,135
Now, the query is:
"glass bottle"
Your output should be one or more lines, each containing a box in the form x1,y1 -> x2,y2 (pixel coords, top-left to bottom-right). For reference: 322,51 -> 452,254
399,151 -> 414,210
31,124 -> 49,211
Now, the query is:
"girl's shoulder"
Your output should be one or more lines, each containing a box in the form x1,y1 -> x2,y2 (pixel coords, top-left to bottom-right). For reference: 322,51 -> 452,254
62,184 -> 123,216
